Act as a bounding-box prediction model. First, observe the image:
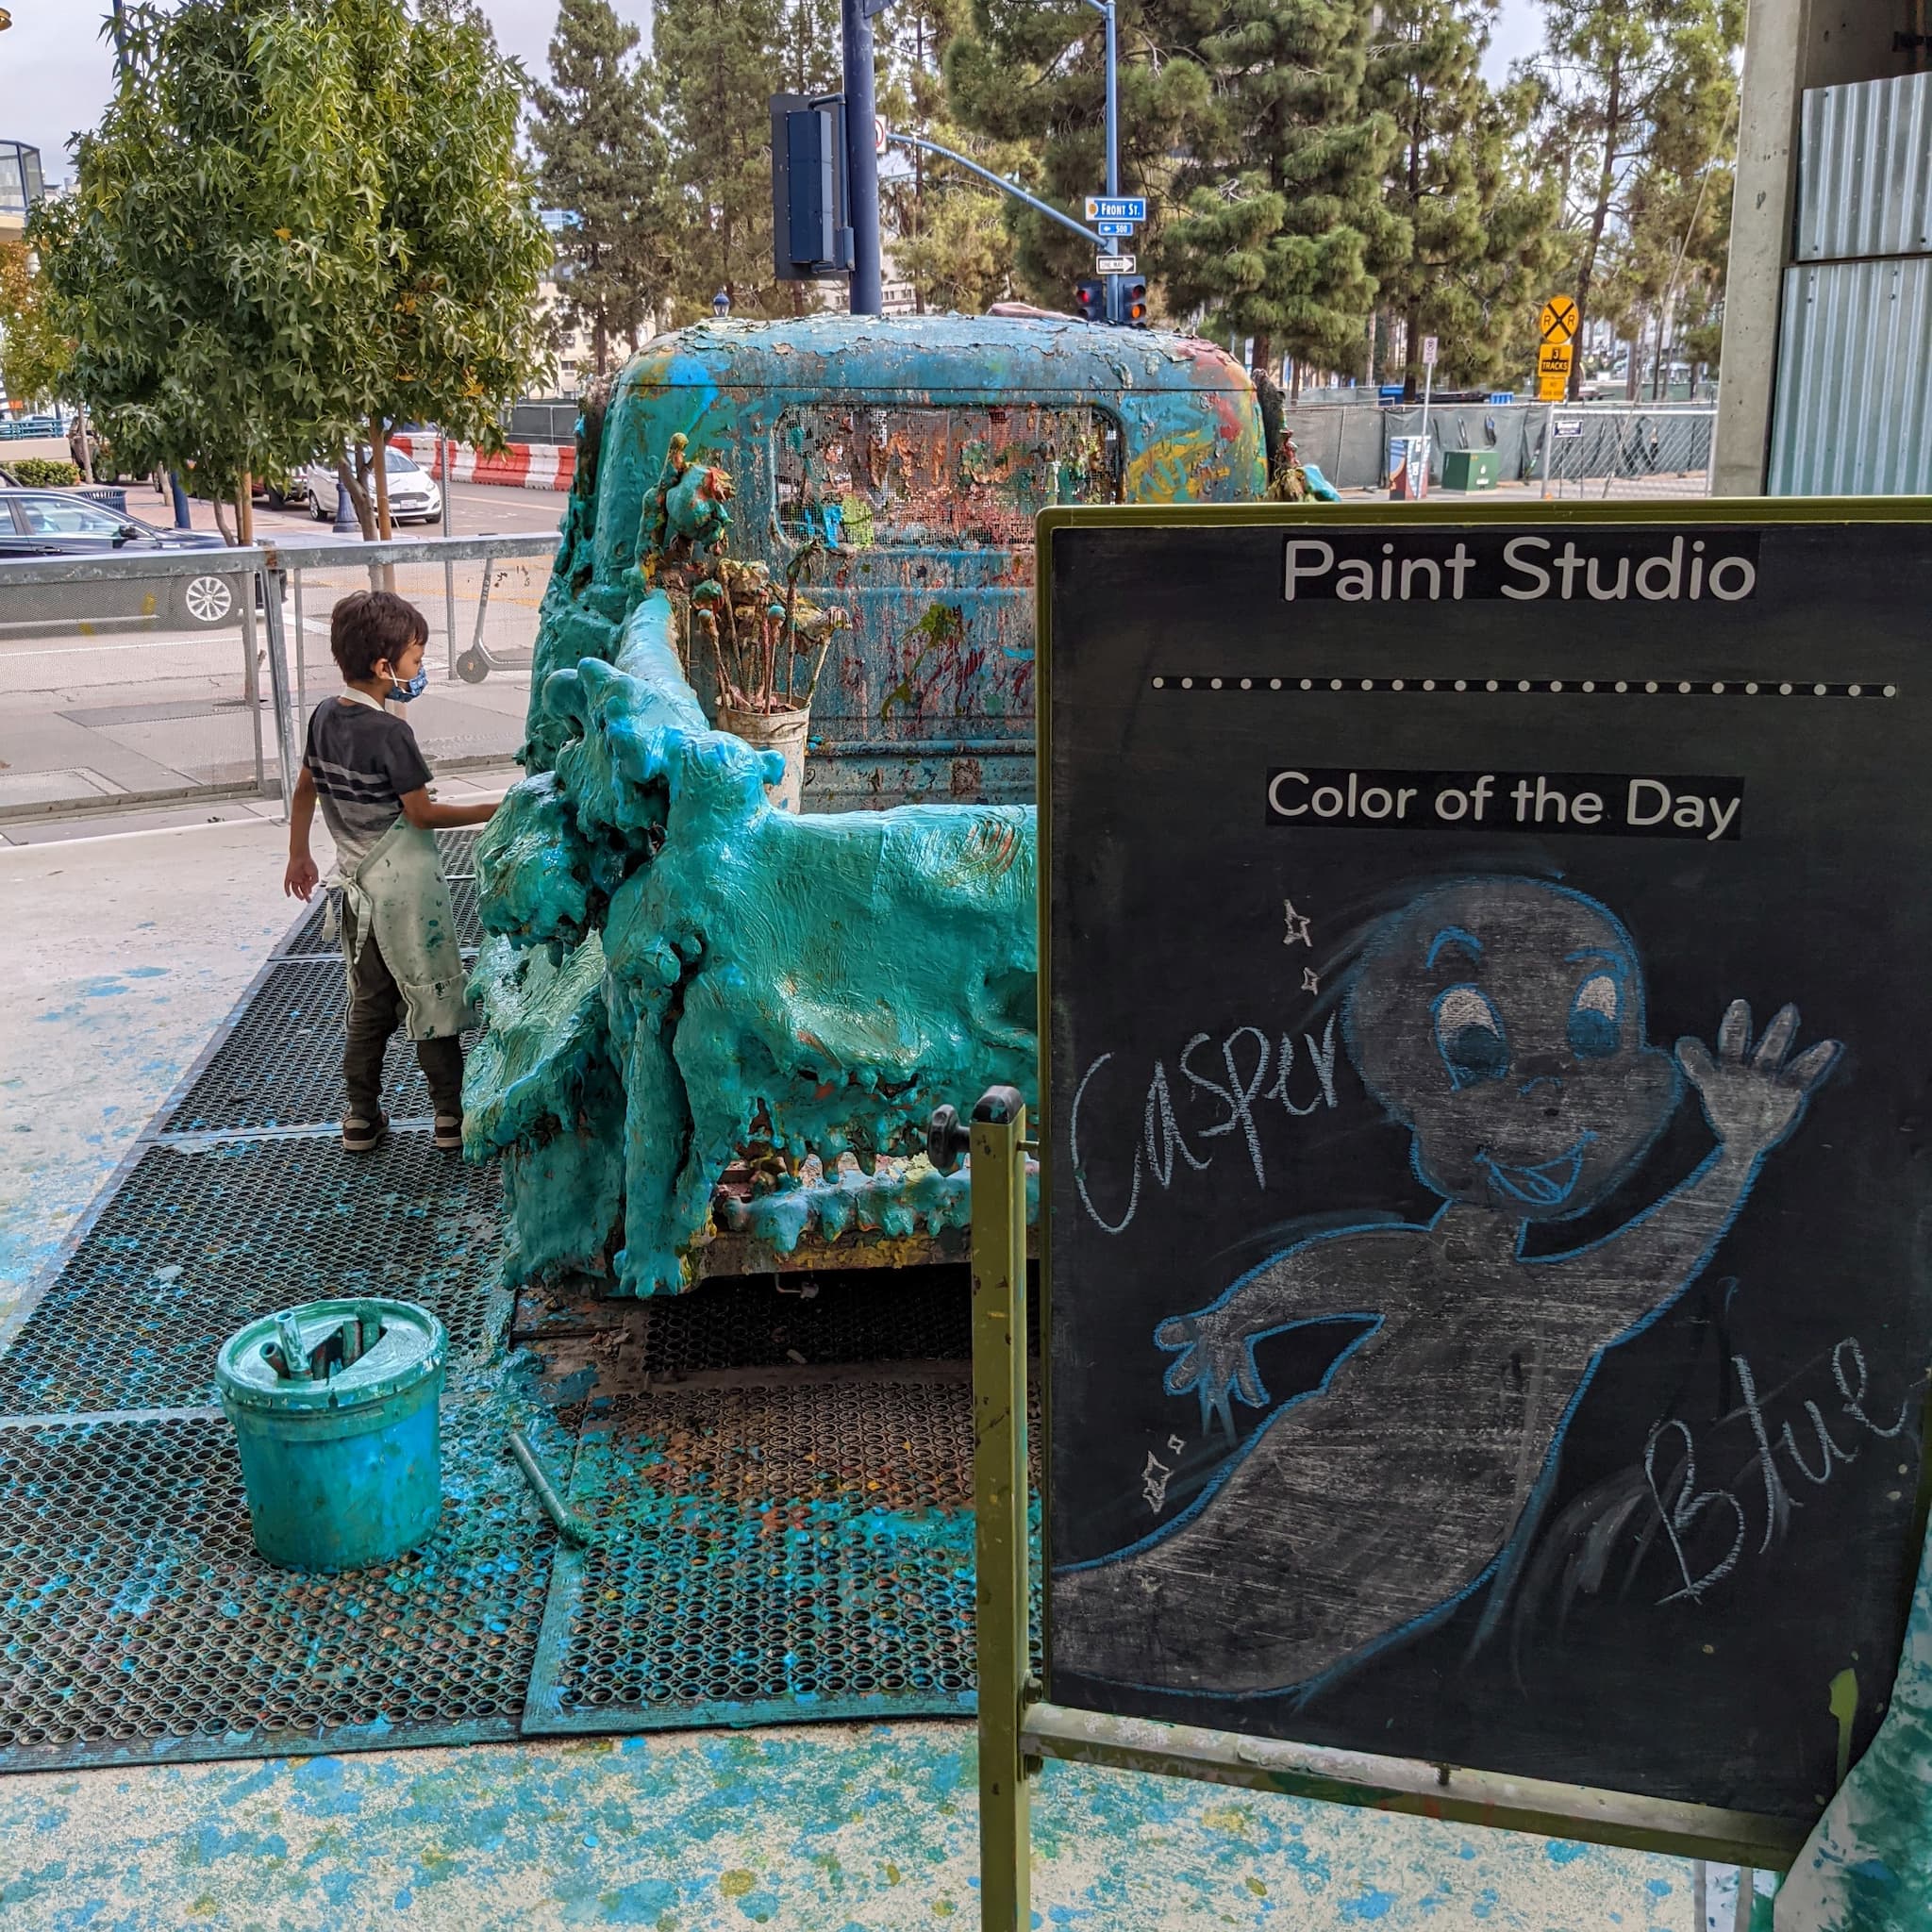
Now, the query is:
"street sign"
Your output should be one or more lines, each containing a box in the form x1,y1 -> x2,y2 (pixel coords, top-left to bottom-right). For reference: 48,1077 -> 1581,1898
1540,294 -> 1579,344
1421,335 -> 1438,367
1537,340 -> 1575,401
1029,498 -> 1932,1858
1095,254 -> 1137,275
874,115 -> 887,156
1095,220 -> 1137,238
1086,196 -> 1148,223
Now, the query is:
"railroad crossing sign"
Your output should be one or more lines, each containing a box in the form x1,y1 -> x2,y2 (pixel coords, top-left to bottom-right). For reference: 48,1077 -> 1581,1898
1085,196 -> 1148,224
1540,295 -> 1579,344
1537,340 -> 1575,402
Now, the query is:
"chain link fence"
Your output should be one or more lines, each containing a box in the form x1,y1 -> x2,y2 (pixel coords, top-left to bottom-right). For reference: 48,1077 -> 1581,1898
0,534 -> 555,823
1532,406 -> 1716,500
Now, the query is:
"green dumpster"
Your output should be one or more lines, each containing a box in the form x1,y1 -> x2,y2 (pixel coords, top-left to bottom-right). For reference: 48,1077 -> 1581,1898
1442,448 -> 1500,491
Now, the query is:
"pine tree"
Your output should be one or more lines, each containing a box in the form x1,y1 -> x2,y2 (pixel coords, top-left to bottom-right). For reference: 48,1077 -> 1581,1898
655,0 -> 797,319
529,0 -> 675,375
1158,0 -> 1403,377
946,0 -> 1209,307
1523,0 -> 1743,397
1366,0 -> 1557,397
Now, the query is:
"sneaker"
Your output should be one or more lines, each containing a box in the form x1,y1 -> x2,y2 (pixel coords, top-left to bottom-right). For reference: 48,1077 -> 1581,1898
432,1112 -> 463,1152
342,1111 -> 389,1153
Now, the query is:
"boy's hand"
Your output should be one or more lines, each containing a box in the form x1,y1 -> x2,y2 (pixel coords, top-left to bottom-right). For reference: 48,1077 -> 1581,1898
284,854 -> 320,901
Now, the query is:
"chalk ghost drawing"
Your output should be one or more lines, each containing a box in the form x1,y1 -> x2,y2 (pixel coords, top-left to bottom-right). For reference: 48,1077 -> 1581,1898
1056,877 -> 1841,1698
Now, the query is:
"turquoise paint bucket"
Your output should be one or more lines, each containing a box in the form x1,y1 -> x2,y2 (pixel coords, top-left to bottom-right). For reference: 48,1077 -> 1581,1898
215,1298 -> 447,1573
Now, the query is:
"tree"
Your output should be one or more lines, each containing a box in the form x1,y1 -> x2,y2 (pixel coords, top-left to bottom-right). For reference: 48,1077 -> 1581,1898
0,239 -> 71,410
32,0 -> 378,538
1365,0 -> 1557,397
1522,0 -> 1743,398
328,0 -> 555,538
529,0 -> 675,377
947,0 -> 1210,310
1157,0 -> 1404,378
878,0 -> 1028,313
31,0 -> 551,543
655,0 -> 793,320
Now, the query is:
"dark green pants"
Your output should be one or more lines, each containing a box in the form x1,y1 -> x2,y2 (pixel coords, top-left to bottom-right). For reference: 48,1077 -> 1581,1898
344,928 -> 463,1121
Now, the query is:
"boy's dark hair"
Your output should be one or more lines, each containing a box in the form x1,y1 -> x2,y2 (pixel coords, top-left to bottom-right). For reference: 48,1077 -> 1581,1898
331,590 -> 429,683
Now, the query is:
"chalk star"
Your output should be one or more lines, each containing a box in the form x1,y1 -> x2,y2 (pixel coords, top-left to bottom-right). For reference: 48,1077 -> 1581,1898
1141,1452 -> 1174,1513
1282,898 -> 1313,949
1302,967 -> 1321,995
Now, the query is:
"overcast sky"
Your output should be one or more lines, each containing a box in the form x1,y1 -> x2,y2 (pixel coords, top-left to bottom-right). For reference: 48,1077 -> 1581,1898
4,1 -> 1544,189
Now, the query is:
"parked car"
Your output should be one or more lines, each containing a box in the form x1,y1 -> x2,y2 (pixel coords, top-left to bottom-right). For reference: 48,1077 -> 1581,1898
0,489 -> 255,631
253,474 -> 310,510
301,446 -> 442,525
0,464 -> 131,516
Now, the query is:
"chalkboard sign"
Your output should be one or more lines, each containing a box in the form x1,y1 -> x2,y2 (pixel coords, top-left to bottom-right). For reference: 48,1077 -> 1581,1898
1041,503 -> 1932,1825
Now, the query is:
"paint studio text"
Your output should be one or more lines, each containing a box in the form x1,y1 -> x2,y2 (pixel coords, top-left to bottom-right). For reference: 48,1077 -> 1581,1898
1281,530 -> 1763,604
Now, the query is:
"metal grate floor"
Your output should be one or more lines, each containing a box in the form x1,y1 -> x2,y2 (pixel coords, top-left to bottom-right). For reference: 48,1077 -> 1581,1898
0,1134 -> 506,1415
0,1398 -> 559,1771
525,1377 -> 1041,1734
161,958 -> 475,1135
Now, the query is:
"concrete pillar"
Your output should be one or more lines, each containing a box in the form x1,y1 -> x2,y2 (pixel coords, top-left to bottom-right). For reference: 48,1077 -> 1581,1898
1712,0 -> 1810,496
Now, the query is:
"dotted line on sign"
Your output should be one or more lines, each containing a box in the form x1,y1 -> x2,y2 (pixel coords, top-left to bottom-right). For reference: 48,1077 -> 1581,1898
1151,675 -> 1899,699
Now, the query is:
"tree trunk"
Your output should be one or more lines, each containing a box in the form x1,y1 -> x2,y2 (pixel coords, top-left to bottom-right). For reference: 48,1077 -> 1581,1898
235,475 -> 254,546
210,492 -> 236,546
371,418 -> 392,542
593,318 -> 608,376
1572,63 -> 1623,400
338,457 -> 376,541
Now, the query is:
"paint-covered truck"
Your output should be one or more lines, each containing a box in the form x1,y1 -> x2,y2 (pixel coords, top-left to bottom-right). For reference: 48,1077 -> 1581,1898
471,313 -> 1274,1291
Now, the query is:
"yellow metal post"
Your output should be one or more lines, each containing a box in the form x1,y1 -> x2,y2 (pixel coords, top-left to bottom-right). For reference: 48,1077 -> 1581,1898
970,1088 -> 1031,1931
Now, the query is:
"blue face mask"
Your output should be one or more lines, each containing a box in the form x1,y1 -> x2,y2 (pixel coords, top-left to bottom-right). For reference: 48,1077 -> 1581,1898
390,669 -> 428,703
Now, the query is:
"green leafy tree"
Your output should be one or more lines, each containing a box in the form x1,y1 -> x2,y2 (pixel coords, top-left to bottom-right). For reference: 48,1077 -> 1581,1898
0,239 -> 71,410
947,0 -> 1210,309
329,0 -> 554,537
655,0 -> 793,319
529,0 -> 675,375
31,0 -> 378,536
1522,0 -> 1743,397
1366,0 -> 1556,396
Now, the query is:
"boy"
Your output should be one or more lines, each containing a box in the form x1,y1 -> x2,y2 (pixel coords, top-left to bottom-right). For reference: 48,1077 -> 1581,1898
284,591 -> 497,1153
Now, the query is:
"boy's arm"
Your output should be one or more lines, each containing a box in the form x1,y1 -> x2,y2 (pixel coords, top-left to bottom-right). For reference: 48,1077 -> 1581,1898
398,787 -> 501,831
284,766 -> 320,900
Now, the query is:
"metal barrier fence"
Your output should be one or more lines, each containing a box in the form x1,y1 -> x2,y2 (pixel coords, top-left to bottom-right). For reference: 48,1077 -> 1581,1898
1285,400 -> 1716,497
0,533 -> 556,821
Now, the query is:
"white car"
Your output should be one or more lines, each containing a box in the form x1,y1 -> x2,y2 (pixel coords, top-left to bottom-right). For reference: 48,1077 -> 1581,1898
303,447 -> 443,525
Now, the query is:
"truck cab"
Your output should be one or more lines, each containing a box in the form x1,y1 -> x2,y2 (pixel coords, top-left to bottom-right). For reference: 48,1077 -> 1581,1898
587,312 -> 1266,806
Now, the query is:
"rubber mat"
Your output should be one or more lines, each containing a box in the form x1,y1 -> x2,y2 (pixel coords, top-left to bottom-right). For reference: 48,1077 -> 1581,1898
0,1133 -> 507,1416
0,1397 -> 559,1772
161,958 -> 475,1135
523,1375 -> 1041,1735
278,871 -> 484,960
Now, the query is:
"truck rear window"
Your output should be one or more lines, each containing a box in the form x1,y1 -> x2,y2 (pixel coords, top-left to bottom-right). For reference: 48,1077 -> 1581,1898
774,404 -> 1119,549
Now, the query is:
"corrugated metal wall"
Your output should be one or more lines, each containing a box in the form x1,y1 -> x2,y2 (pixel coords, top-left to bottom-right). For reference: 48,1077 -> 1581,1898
1770,258 -> 1932,494
1772,70 -> 1932,495
1797,72 -> 1932,262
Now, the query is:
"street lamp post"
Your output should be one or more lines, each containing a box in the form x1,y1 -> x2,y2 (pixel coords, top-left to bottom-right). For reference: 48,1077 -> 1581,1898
841,0 -> 884,315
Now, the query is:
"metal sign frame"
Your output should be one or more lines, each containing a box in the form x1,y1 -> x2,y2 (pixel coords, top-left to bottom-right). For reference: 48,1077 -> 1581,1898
962,495 -> 1932,1932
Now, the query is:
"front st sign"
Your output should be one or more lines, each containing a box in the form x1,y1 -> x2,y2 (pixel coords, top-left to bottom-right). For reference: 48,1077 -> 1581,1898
1039,501 -> 1932,1836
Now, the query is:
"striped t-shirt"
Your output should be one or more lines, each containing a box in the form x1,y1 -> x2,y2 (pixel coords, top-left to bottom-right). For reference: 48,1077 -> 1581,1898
303,695 -> 433,868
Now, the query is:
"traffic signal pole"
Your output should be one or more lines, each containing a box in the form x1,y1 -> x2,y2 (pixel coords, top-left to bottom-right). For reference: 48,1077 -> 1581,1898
842,0 -> 883,315
1095,0 -> 1120,325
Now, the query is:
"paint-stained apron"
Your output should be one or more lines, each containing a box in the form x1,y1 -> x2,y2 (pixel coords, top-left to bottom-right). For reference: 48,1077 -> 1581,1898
327,820 -> 475,1042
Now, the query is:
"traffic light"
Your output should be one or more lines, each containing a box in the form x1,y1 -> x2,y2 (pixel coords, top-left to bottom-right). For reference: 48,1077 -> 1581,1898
1121,275 -> 1148,326
770,92 -> 854,281
1074,279 -> 1105,324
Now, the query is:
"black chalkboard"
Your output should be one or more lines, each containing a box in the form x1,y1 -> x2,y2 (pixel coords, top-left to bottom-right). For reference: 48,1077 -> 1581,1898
1041,505 -> 1932,1824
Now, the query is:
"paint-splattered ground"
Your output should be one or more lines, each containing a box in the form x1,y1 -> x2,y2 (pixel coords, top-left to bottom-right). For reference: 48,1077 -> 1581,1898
0,1726 -> 1696,1931
0,819 -> 1704,1929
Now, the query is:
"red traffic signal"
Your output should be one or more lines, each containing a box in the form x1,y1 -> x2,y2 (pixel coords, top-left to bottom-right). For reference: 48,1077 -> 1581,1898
1074,278 -> 1106,323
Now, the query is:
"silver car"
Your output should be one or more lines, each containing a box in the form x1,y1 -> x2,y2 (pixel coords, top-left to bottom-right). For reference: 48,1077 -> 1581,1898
302,446 -> 443,525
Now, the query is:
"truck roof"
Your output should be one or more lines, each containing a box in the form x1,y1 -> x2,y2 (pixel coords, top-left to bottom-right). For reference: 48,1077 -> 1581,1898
625,310 -> 1256,399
